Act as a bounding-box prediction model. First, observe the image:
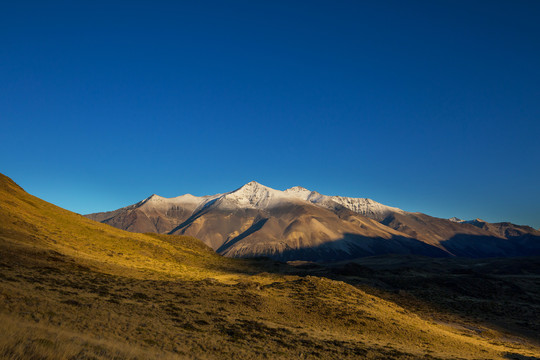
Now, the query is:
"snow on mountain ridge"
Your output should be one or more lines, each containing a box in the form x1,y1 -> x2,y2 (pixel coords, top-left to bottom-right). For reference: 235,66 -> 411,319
328,195 -> 403,218
219,181 -> 305,209
138,192 -> 222,212
136,181 -> 403,218
284,186 -> 403,220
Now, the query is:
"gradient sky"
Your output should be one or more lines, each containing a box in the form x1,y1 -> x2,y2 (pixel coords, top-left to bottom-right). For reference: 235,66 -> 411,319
1,1 -> 539,228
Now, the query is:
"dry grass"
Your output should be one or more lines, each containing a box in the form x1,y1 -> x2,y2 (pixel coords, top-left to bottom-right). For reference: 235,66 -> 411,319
2,240 -> 539,360
0,314 -> 185,360
0,173 -> 264,282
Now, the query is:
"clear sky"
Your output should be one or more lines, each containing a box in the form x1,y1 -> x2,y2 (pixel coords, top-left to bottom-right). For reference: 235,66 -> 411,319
1,1 -> 539,228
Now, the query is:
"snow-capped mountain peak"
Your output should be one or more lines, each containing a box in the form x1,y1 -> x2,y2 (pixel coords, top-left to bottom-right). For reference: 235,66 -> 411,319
137,192 -> 223,213
221,181 -> 298,209
135,182 -> 403,219
140,194 -> 166,205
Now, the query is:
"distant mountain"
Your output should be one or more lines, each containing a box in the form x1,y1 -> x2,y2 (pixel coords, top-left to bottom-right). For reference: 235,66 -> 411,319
86,181 -> 540,261
87,182 -> 444,261
463,218 -> 539,238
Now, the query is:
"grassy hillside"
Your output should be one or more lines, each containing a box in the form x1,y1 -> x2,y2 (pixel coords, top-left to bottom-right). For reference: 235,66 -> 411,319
0,173 -> 258,281
1,173 -> 539,359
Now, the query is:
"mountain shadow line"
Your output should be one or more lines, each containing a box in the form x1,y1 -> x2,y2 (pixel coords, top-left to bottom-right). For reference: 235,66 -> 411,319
217,218 -> 269,254
167,198 -> 221,235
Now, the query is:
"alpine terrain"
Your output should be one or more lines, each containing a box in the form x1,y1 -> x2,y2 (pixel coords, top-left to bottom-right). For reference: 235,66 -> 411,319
2,172 -> 540,360
87,181 -> 540,261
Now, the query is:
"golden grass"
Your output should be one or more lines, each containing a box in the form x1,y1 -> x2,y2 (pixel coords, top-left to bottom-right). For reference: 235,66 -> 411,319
0,173 -> 258,281
0,314 -> 186,360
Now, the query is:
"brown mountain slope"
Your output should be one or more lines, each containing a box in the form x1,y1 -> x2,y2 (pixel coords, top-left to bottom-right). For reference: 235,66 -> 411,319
86,182 -> 540,261
171,199 -> 448,261
466,218 -> 540,238
381,212 -> 540,257
380,212 -> 497,245
88,182 -> 451,261
284,186 -> 540,255
87,194 -> 214,233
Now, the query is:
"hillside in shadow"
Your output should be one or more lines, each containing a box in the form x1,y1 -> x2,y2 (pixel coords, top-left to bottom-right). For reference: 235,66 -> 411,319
303,254 -> 540,347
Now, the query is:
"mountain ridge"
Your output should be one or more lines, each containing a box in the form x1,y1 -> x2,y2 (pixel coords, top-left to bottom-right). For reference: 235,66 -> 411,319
86,181 -> 540,261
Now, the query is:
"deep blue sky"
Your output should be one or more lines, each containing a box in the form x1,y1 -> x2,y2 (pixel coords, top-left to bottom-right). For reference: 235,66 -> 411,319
1,1 -> 539,228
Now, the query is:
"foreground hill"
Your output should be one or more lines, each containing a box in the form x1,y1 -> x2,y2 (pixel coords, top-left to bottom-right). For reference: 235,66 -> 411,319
0,173 -> 251,281
2,172 -> 540,359
87,181 -> 540,261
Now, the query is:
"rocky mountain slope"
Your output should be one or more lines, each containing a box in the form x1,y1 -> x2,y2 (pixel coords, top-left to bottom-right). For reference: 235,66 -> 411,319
86,181 -> 540,261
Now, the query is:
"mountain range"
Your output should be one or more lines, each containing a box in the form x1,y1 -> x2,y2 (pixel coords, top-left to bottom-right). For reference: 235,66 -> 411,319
86,181 -> 540,261
4,173 -> 540,359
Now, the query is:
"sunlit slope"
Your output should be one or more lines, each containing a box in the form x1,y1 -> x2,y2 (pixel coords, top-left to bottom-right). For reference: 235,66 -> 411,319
1,173 -> 540,359
0,173 -> 250,280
